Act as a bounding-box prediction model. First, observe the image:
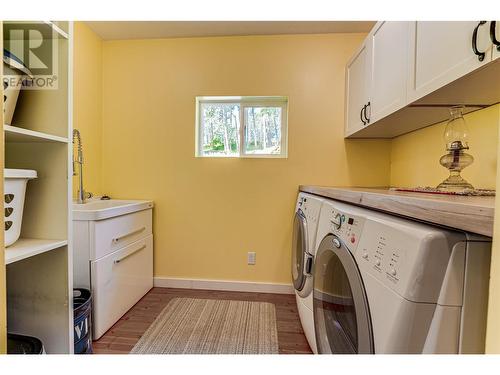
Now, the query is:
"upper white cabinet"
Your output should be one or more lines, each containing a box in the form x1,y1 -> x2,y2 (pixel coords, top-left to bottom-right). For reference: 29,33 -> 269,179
345,41 -> 370,136
407,21 -> 493,103
345,21 -> 500,138
345,22 -> 409,136
367,21 -> 409,123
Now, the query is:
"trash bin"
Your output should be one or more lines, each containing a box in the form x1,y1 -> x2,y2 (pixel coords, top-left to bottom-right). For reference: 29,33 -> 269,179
7,333 -> 45,354
3,49 -> 33,125
74,288 -> 93,354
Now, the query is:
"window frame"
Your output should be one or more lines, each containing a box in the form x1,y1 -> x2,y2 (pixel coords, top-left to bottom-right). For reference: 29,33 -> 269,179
195,96 -> 288,158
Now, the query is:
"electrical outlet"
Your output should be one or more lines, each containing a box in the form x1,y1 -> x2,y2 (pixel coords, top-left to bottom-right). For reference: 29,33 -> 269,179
247,252 -> 256,265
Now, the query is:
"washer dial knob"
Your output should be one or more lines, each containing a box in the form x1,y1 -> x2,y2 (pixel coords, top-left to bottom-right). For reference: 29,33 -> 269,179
331,213 -> 342,229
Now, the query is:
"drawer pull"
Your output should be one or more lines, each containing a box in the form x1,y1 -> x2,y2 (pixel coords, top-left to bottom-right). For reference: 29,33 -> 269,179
491,21 -> 500,51
112,226 -> 146,244
360,104 -> 367,125
472,21 -> 487,61
365,101 -> 371,124
114,244 -> 147,264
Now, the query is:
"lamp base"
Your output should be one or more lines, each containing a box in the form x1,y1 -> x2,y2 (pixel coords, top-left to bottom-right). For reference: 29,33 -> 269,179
437,173 -> 474,192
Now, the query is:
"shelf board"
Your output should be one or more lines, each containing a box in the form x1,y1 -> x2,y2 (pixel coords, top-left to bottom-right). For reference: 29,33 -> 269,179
4,124 -> 69,143
3,21 -> 68,39
5,238 -> 68,265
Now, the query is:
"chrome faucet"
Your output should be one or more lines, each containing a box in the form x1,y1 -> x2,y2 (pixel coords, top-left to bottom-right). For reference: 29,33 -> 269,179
73,129 -> 91,204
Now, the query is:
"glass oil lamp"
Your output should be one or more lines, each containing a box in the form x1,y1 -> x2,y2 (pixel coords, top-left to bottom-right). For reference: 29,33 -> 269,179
436,106 -> 474,192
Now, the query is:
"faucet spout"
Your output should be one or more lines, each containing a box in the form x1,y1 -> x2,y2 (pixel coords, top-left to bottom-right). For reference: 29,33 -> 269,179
73,129 -> 86,204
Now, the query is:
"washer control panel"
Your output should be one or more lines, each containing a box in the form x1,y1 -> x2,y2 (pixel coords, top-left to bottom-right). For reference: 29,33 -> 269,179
356,220 -> 408,289
326,207 -> 365,252
360,233 -> 403,284
319,200 -> 466,303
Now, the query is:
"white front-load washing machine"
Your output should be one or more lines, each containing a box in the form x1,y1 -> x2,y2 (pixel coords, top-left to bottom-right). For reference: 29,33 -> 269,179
292,192 -> 324,353
312,198 -> 491,354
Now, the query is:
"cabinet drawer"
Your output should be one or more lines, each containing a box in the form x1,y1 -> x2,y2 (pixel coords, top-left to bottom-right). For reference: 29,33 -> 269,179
91,235 -> 153,340
90,209 -> 152,260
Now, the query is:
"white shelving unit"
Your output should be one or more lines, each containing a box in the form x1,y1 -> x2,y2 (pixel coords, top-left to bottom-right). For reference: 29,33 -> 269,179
2,21 -> 73,353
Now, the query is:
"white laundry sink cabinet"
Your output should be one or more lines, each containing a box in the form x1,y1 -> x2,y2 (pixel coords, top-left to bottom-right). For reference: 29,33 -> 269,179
73,199 -> 154,340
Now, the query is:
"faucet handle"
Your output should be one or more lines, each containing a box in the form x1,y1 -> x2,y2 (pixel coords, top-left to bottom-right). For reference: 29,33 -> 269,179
85,191 -> 93,200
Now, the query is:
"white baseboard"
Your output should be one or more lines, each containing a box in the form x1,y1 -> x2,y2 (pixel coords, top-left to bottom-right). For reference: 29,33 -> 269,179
153,277 -> 294,295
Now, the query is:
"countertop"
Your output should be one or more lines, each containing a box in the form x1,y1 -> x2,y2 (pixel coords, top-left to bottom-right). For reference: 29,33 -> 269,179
299,185 -> 495,237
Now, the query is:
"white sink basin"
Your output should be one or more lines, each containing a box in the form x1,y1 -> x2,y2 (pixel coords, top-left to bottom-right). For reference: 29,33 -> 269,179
73,199 -> 154,221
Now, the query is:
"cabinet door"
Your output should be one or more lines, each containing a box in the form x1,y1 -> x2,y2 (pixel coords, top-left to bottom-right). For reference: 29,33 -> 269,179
345,41 -> 370,136
367,21 -> 409,123
407,21 -> 492,103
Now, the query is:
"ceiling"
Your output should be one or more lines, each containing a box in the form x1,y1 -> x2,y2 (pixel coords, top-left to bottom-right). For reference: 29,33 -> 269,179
85,21 -> 376,40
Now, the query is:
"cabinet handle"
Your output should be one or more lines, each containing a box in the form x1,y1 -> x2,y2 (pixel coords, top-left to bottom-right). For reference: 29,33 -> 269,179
472,21 -> 487,61
366,101 -> 371,124
490,21 -> 500,51
360,105 -> 367,125
114,244 -> 147,264
112,226 -> 146,244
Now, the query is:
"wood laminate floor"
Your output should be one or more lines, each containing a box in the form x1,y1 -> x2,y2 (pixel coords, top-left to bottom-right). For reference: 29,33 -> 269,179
93,287 -> 313,354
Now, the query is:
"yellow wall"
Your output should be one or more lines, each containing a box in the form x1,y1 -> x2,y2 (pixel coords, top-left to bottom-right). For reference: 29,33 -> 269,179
0,23 -> 6,354
73,22 -> 103,198
100,33 -> 391,284
390,104 -> 499,189
486,104 -> 500,353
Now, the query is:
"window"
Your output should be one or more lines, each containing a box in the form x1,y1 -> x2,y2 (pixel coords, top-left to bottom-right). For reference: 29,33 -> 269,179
196,96 -> 288,158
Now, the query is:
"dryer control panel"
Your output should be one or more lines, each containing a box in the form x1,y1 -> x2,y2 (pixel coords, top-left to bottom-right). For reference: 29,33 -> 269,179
326,207 -> 365,252
296,193 -> 323,231
298,195 -> 321,226
297,193 -> 323,253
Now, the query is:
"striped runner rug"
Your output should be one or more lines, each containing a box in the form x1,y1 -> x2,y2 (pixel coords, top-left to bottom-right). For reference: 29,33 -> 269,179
130,297 -> 279,354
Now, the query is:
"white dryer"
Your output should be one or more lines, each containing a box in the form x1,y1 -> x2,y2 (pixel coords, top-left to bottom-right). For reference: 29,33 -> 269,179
313,198 -> 491,354
292,192 -> 324,353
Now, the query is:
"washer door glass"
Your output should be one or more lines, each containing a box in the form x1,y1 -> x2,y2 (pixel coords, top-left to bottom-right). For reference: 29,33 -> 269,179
313,234 -> 374,354
292,209 -> 308,291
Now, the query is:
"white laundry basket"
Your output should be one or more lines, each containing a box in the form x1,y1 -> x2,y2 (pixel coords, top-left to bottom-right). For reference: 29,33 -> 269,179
3,49 -> 33,125
4,169 -> 37,247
